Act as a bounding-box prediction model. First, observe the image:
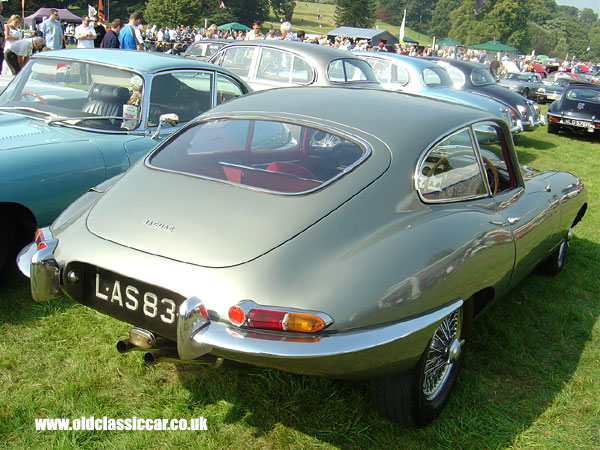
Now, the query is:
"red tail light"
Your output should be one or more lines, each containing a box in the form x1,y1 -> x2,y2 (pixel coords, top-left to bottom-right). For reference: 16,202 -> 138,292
35,228 -> 48,250
548,115 -> 560,123
228,301 -> 333,333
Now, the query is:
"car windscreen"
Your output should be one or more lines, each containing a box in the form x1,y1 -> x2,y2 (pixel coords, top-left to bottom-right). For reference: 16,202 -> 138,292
148,119 -> 368,194
0,58 -> 144,130
470,68 -> 495,86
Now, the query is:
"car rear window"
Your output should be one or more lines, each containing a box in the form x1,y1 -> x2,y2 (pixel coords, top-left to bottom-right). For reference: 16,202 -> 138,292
148,119 -> 368,194
565,87 -> 600,103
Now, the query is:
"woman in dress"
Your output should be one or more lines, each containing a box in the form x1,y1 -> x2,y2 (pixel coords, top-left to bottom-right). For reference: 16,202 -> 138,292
2,15 -> 22,75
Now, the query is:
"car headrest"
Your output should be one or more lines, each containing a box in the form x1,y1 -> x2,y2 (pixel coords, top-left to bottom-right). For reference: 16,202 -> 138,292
89,84 -> 130,104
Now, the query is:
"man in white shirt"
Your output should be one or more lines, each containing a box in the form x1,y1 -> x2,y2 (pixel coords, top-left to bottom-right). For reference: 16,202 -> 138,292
75,16 -> 96,48
5,37 -> 45,74
245,21 -> 264,40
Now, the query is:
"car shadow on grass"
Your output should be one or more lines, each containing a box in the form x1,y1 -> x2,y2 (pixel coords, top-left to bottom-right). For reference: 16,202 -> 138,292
0,271 -> 75,326
173,236 -> 599,448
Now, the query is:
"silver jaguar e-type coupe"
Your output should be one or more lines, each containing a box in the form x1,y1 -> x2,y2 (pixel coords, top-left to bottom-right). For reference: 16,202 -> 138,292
19,87 -> 587,427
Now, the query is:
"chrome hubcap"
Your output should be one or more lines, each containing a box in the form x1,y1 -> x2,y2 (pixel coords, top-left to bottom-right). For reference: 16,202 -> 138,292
422,310 -> 462,401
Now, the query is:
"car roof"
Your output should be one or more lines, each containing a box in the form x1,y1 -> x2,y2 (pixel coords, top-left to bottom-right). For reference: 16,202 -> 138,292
354,51 -> 440,69
30,49 -> 226,74
215,40 -> 365,61
564,80 -> 597,88
423,57 -> 487,71
199,86 -> 497,149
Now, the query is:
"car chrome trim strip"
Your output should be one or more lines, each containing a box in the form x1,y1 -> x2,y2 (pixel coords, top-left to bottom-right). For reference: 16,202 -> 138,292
177,296 -> 463,368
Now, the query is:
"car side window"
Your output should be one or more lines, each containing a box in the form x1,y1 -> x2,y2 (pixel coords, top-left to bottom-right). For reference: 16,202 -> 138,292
291,55 -> 312,83
417,129 -> 487,202
327,59 -> 373,82
445,65 -> 466,88
216,73 -> 246,105
218,47 -> 257,78
365,58 -> 391,84
422,67 -> 443,87
148,71 -> 213,126
391,62 -> 409,85
257,49 -> 292,83
472,122 -> 518,195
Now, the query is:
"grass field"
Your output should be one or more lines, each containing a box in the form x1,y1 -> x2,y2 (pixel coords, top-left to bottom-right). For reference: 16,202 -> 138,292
268,1 -> 428,44
0,105 -> 598,448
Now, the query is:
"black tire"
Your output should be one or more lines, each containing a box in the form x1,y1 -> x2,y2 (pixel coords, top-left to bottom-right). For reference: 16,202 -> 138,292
370,307 -> 465,427
523,88 -> 529,98
548,122 -> 559,134
541,233 -> 568,275
0,220 -> 16,283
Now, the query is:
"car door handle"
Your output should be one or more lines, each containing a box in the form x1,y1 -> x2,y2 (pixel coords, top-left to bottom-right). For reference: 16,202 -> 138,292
507,217 -> 520,225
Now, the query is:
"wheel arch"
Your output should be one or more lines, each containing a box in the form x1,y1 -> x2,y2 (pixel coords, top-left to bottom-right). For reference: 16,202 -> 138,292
0,202 -> 38,247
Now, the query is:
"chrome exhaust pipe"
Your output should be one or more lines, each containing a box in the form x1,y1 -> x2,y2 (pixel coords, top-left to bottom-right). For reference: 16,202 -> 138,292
117,327 -> 169,354
144,349 -> 179,367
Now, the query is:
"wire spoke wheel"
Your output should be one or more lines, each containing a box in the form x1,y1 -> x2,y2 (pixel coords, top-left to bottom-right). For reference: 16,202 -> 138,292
422,309 -> 463,401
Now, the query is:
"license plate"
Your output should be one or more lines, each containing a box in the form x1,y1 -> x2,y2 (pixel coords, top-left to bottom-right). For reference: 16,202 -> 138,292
62,262 -> 185,339
563,119 -> 592,128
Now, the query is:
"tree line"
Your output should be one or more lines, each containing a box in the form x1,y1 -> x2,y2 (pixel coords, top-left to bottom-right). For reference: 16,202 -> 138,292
372,0 -> 600,60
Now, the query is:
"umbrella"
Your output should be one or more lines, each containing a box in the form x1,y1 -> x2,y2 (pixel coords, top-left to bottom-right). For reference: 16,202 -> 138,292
218,22 -> 251,31
469,40 -> 518,52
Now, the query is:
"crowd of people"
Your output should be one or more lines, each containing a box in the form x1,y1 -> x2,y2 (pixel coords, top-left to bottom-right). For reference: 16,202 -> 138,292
0,3 -> 592,77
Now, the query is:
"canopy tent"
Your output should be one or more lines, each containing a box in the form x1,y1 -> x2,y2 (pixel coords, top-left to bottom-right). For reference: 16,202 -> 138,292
470,40 -> 518,52
328,26 -> 398,47
437,38 -> 463,47
394,34 -> 419,44
218,22 -> 251,31
24,8 -> 82,26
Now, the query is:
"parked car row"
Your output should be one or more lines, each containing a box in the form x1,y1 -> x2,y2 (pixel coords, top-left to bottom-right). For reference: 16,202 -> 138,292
4,43 -> 590,428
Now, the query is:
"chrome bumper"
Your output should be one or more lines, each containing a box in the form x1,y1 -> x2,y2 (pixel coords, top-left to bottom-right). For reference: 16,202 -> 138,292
22,247 -> 462,378
18,241 -> 62,302
177,296 -> 463,378
522,106 -> 546,130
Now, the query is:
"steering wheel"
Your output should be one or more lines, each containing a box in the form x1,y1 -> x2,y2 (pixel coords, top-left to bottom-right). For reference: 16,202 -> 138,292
426,156 -> 448,177
18,91 -> 48,105
425,155 -> 499,195
482,156 -> 499,195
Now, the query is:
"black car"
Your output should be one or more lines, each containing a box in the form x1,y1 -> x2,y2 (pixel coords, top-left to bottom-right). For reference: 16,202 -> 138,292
424,57 -> 545,131
547,81 -> 600,135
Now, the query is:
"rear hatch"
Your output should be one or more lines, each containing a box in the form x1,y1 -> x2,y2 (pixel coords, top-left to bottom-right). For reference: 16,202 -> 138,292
86,144 -> 390,268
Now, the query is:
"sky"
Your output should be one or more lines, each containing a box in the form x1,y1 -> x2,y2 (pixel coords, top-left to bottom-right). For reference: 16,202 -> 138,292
556,0 -> 600,13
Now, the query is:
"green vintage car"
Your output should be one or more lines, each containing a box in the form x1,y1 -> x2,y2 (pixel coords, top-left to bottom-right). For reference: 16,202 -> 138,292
0,49 -> 250,275
20,87 -> 587,427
